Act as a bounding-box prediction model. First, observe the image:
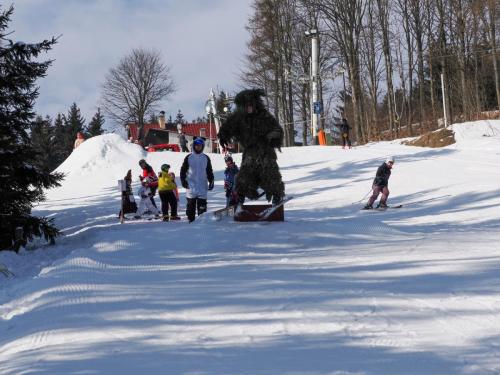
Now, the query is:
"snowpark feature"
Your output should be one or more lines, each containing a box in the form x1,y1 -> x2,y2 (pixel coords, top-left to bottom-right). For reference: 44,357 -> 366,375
1,120 -> 500,374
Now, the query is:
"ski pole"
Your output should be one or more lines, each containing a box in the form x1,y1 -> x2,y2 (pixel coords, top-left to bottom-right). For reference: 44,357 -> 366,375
396,194 -> 452,207
353,188 -> 372,204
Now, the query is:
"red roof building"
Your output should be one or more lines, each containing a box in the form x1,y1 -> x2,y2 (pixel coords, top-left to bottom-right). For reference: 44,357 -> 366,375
127,122 -> 218,143
181,123 -> 218,140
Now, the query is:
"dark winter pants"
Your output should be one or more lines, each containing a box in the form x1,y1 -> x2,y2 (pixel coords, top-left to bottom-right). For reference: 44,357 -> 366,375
186,198 -> 207,222
150,187 -> 158,208
236,150 -> 285,204
367,185 -> 389,206
181,144 -> 189,152
342,133 -> 351,148
159,190 -> 178,217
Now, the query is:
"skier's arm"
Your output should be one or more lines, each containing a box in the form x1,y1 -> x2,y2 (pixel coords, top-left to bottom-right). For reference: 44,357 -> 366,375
180,155 -> 190,188
266,115 -> 284,149
218,116 -> 235,149
171,174 -> 180,200
148,175 -> 158,188
206,155 -> 214,190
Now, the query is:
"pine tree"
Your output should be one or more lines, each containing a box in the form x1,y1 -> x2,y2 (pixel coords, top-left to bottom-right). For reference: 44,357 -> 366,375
192,116 -> 208,123
175,109 -> 185,124
86,108 -> 105,137
213,90 -> 231,125
216,90 -> 231,115
30,115 -> 57,171
147,112 -> 158,124
52,113 -> 70,167
166,115 -> 174,126
65,102 -> 85,144
0,5 -> 63,251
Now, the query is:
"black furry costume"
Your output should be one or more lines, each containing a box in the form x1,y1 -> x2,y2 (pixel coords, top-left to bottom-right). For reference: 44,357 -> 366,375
218,89 -> 285,203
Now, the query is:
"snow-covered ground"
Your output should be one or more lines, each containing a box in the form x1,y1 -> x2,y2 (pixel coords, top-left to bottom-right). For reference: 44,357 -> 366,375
1,120 -> 500,374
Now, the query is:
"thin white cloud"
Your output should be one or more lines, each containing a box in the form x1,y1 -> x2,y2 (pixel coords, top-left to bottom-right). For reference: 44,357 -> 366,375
10,0 -> 252,125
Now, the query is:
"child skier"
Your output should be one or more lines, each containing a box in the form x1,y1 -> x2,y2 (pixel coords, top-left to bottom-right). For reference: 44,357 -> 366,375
138,159 -> 158,208
135,177 -> 160,219
158,164 -> 180,221
364,156 -> 395,210
118,169 -> 137,220
223,155 -> 240,207
180,138 -> 215,222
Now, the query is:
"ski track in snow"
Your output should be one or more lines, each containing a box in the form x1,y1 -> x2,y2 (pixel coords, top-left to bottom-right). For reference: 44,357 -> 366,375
1,122 -> 500,374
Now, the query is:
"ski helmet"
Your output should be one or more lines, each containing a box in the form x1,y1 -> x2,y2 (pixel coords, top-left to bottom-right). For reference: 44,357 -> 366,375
386,156 -> 395,164
161,164 -> 170,172
224,155 -> 233,163
193,138 -> 205,153
193,138 -> 205,146
139,159 -> 146,167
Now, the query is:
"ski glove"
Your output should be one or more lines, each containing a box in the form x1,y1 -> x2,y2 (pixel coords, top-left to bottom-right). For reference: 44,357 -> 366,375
208,180 -> 214,191
181,180 -> 189,189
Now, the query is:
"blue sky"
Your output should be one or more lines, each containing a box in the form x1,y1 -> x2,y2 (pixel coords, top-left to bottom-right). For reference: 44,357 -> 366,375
10,0 -> 252,127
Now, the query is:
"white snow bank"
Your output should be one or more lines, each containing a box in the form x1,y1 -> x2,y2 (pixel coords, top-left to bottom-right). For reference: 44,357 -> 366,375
56,134 -> 146,181
451,119 -> 500,143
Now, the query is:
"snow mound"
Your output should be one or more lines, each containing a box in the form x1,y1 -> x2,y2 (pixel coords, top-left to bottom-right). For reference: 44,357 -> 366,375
57,134 -> 145,178
451,119 -> 500,143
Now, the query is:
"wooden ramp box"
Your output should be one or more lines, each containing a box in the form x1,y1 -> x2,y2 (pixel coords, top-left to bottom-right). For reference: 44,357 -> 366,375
234,204 -> 284,222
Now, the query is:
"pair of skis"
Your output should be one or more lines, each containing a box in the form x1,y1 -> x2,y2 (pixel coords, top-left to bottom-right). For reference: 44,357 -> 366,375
361,194 -> 452,212
363,204 -> 403,211
213,205 -> 236,221
121,214 -> 183,223
255,196 -> 293,220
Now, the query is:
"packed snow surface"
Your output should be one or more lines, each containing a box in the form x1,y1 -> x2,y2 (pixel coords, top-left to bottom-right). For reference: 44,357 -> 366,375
1,121 -> 500,374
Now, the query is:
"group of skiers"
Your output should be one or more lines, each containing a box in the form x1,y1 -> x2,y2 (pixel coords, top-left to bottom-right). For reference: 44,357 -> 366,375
134,137 -> 241,222
134,144 -> 395,221
130,96 -> 392,220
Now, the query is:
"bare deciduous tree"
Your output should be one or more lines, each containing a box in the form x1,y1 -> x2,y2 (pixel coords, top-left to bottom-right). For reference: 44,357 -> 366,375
485,0 -> 500,109
315,0 -> 368,142
377,0 -> 397,137
101,48 -> 176,139
242,0 -> 500,144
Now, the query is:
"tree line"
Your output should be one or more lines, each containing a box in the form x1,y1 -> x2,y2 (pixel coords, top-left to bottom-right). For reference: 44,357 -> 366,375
241,0 -> 500,145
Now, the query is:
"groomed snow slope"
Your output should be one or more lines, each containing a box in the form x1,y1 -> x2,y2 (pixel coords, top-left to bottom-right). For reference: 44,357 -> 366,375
1,121 -> 500,374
